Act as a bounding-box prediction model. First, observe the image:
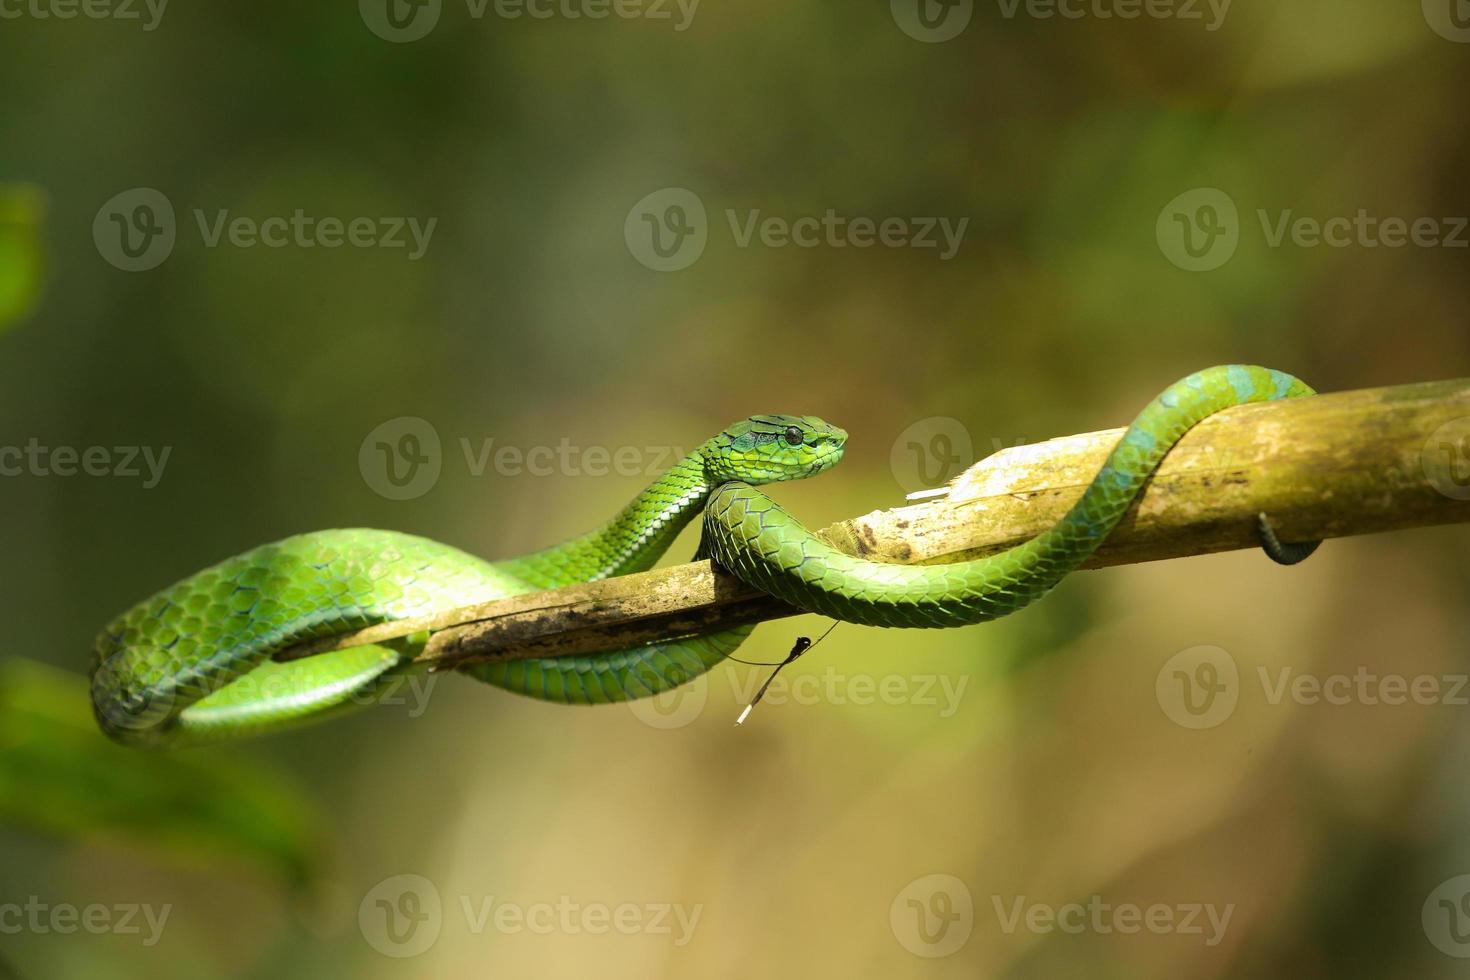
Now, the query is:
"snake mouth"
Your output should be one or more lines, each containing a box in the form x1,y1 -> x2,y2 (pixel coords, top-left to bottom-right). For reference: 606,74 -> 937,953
806,428 -> 848,476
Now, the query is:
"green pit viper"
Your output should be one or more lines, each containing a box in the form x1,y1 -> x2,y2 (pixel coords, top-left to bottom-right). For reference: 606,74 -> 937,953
90,365 -> 1319,746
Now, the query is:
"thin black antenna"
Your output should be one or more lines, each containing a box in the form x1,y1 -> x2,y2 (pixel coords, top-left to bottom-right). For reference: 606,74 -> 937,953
734,621 -> 840,726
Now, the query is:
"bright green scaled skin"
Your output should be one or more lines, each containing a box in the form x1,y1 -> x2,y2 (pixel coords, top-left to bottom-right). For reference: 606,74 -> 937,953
93,367 -> 1316,747
92,416 -> 845,746
92,532 -> 523,743
704,365 -> 1316,628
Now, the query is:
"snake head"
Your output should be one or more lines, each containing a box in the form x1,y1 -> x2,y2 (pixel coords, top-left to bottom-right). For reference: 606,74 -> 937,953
701,415 -> 847,485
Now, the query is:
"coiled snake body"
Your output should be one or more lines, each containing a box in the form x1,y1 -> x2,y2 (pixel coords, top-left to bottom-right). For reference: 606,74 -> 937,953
91,366 -> 1316,746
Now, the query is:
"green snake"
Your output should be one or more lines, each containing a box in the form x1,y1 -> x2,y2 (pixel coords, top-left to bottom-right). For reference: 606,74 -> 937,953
91,365 -> 1318,746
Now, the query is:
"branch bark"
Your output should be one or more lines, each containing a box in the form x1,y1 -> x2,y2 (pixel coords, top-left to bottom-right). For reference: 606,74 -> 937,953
274,377 -> 1470,671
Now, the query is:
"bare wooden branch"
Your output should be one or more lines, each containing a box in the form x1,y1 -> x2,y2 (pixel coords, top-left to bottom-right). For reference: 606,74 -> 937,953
274,378 -> 1470,671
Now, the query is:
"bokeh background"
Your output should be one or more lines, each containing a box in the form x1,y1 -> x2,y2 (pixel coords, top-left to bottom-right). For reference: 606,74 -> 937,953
4,0 -> 1470,976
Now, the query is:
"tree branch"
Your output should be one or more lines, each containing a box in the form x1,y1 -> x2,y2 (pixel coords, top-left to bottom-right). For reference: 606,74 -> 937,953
274,378 -> 1470,671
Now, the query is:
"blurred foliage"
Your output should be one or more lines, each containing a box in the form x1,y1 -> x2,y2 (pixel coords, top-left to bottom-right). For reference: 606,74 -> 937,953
0,659 -> 322,885
2,0 -> 1470,978
0,184 -> 44,333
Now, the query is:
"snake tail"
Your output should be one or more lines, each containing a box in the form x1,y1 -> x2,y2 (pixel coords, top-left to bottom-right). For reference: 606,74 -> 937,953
703,365 -> 1316,629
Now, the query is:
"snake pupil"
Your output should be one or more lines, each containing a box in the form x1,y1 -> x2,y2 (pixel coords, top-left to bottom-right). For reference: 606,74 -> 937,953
784,426 -> 802,446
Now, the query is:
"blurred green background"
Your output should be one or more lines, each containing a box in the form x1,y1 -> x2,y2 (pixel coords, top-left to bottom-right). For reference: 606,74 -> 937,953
4,0 -> 1470,976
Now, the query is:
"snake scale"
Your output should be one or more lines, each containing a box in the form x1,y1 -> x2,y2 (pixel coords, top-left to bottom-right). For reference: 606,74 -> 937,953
90,365 -> 1317,746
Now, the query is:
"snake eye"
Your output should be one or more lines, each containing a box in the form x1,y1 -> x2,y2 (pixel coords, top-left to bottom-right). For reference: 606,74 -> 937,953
784,425 -> 803,447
